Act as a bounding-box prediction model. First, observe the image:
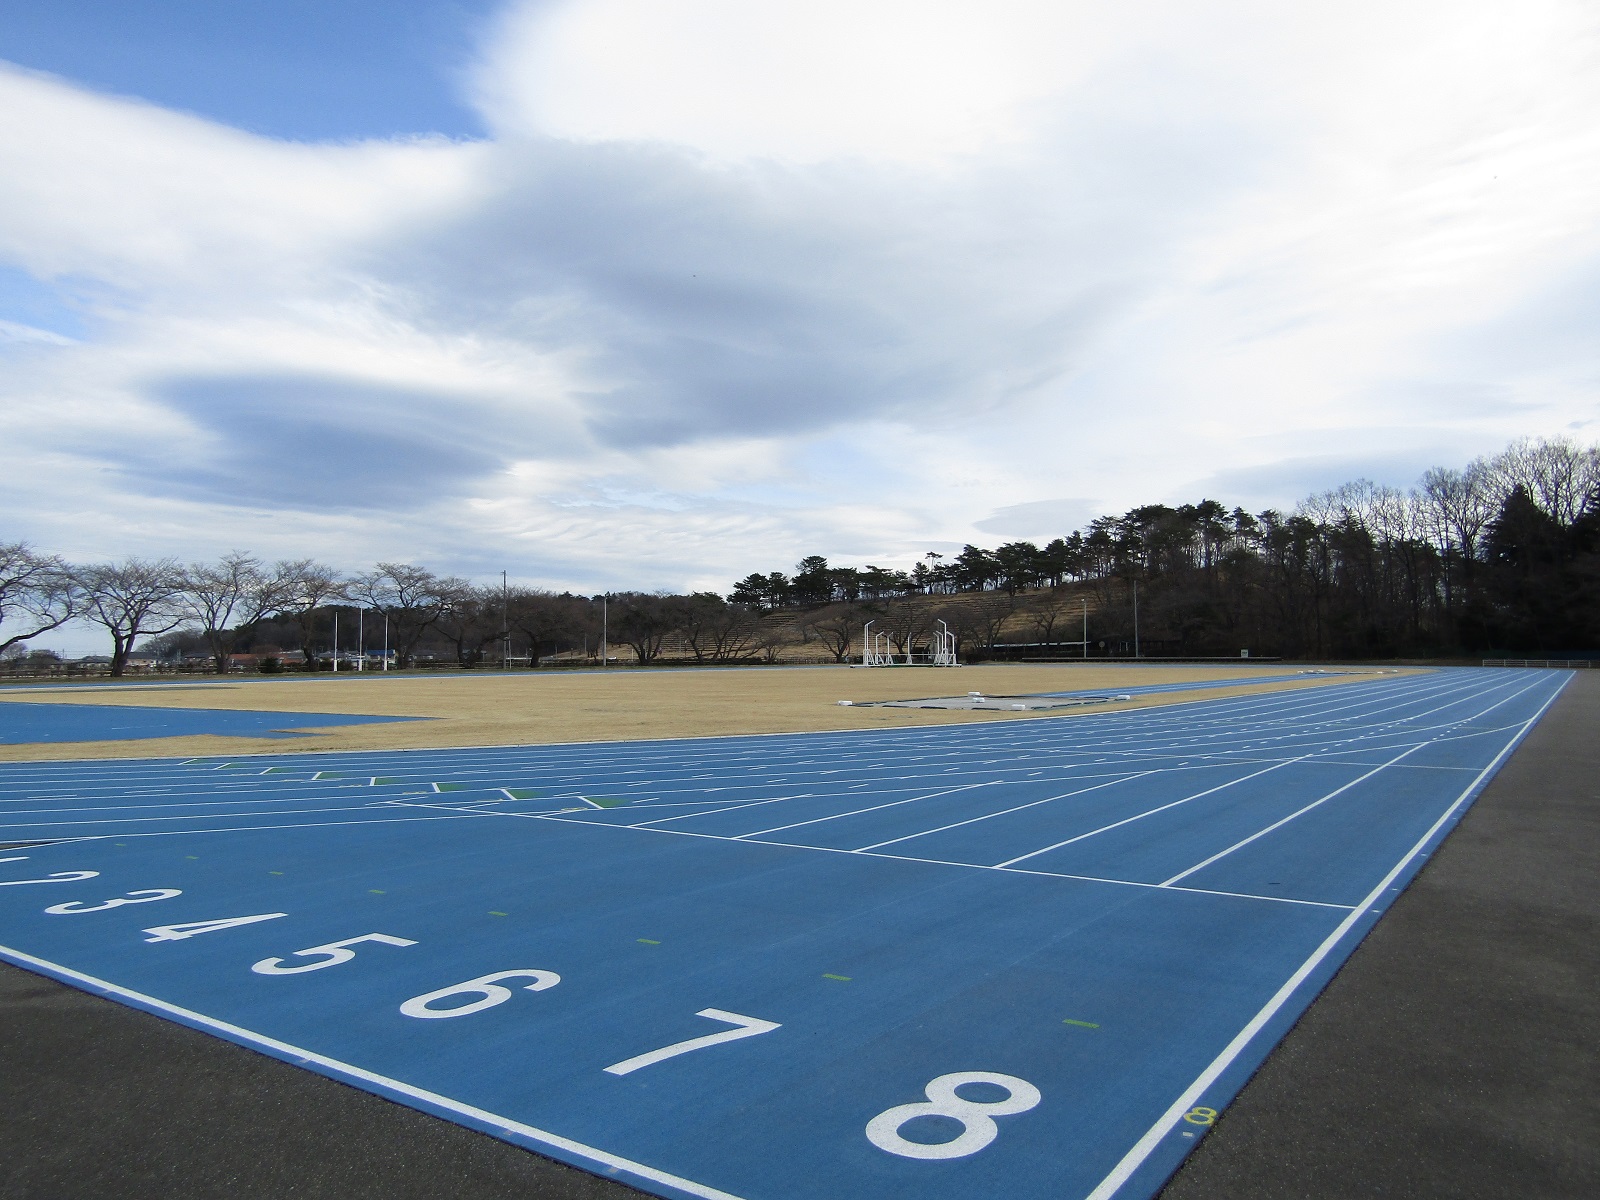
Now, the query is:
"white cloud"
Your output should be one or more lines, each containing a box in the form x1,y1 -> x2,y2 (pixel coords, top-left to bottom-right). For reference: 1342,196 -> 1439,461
0,1 -> 1596,599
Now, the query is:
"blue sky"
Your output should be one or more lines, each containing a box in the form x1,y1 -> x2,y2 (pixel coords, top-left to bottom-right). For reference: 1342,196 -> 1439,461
2,0 -> 1597,651
0,1 -> 496,141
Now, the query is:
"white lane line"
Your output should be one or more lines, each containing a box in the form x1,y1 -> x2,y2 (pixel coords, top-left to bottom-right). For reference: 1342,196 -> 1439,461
730,782 -> 995,840
626,793 -> 814,828
1084,672 -> 1569,1200
1158,744 -> 1426,886
1156,672 -> 1554,888
852,771 -> 1160,852
26,812 -> 492,842
0,680 -> 1429,792
0,943 -> 749,1200
991,755 -> 1323,869
396,799 -> 1354,909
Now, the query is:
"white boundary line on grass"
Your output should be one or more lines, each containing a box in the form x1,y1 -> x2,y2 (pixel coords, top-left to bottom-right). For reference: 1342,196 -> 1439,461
0,942 -> 749,1200
1082,670 -> 1571,1200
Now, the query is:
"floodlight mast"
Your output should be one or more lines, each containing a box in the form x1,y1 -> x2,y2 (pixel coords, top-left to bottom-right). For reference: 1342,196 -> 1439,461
600,593 -> 608,667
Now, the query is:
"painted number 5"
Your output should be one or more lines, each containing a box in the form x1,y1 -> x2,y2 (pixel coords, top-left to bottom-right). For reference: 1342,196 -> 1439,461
866,1072 -> 1041,1160
252,933 -> 417,975
400,969 -> 560,1019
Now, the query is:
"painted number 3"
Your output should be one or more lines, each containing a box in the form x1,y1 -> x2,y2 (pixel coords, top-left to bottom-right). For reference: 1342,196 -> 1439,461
866,1072 -> 1041,1160
45,889 -> 182,915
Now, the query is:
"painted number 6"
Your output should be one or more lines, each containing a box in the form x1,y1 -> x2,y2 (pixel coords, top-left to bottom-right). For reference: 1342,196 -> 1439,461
866,1072 -> 1040,1160
400,969 -> 560,1019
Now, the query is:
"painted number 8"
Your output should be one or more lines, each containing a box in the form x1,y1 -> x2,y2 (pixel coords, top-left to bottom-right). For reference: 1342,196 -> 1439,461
866,1072 -> 1040,1160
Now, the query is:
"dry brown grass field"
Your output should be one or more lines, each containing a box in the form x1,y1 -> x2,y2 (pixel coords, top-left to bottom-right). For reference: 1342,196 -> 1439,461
0,664 -> 1420,762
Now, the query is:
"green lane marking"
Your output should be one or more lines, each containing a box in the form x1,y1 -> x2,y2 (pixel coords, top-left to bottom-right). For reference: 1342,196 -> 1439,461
489,910 -> 508,917
435,782 -> 474,792
588,796 -> 629,808
185,855 -> 198,860
637,938 -> 661,945
503,788 -> 541,800
263,766 -> 296,773
1063,1019 -> 1100,1029
822,973 -> 852,982
368,889 -> 386,894
269,871 -> 283,876
372,777 -> 402,785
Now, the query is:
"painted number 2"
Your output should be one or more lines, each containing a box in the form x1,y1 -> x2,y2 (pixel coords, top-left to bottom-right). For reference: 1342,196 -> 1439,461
866,1072 -> 1040,1160
252,933 -> 417,975
603,1009 -> 780,1076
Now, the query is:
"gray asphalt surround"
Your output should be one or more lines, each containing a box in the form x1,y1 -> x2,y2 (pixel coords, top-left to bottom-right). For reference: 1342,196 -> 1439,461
1,672 -> 1594,1199
1160,670 -> 1599,1199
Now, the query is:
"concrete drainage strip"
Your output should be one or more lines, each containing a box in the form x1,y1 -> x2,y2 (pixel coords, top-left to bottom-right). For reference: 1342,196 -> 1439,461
836,691 -> 1133,712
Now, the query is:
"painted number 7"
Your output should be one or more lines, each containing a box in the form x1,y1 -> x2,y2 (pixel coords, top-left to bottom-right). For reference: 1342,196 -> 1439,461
603,1009 -> 780,1076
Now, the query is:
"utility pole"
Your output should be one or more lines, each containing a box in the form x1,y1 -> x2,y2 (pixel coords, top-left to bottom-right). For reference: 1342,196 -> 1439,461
357,606 -> 364,672
502,570 -> 510,670
1082,597 -> 1088,659
1132,580 -> 1140,659
600,594 -> 608,667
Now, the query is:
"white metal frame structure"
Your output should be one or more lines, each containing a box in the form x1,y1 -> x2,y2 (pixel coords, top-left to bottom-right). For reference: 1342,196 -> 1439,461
862,620 -> 958,667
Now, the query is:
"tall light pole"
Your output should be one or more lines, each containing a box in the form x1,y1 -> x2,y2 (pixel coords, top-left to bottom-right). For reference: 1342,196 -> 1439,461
1132,580 -> 1140,659
501,570 -> 510,670
1081,597 -> 1088,659
600,593 -> 608,667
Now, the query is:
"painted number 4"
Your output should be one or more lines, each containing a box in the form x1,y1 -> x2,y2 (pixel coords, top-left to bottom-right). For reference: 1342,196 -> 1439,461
867,1072 -> 1040,1160
142,913 -> 286,943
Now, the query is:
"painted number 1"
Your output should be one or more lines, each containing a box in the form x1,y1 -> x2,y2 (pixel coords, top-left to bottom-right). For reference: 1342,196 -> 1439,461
603,1009 -> 780,1076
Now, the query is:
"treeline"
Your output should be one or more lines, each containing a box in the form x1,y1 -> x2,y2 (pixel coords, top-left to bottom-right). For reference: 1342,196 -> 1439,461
732,436 -> 1600,658
3,436 -> 1594,676
0,554 -> 755,676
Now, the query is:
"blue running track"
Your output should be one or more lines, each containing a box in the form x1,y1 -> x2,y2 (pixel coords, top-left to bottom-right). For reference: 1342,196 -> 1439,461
0,668 -> 1569,1200
0,701 -> 419,744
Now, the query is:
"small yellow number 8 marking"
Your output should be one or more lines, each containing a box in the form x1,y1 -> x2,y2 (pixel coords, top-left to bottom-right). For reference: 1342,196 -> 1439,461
1183,1107 -> 1218,1126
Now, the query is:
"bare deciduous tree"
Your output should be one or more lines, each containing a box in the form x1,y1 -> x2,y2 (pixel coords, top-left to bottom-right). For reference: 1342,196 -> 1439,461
680,593 -> 762,661
609,593 -> 680,664
180,552 -> 293,673
76,557 -> 185,676
801,603 -> 868,663
0,542 -> 77,656
272,560 -> 347,670
346,563 -> 470,668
